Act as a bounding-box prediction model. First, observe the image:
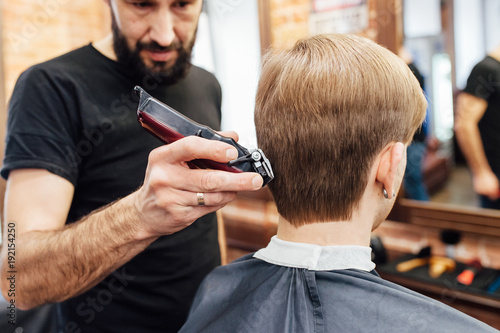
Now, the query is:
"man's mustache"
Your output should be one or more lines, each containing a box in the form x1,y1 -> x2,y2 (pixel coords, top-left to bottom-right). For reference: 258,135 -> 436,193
137,41 -> 182,53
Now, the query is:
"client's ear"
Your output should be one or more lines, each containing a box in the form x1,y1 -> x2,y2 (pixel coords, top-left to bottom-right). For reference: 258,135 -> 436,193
375,142 -> 405,199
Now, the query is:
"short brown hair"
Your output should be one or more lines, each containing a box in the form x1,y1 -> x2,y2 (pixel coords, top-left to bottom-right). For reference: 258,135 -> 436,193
255,34 -> 427,226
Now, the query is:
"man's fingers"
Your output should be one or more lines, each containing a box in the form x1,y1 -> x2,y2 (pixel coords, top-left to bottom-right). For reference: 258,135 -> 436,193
218,131 -> 239,142
163,166 -> 263,192
135,133 -> 265,238
148,135 -> 264,192
198,169 -> 263,192
155,189 -> 237,208
191,191 -> 237,207
153,136 -> 239,165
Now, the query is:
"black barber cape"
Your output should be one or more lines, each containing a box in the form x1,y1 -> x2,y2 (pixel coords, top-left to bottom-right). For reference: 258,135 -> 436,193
179,236 -> 498,333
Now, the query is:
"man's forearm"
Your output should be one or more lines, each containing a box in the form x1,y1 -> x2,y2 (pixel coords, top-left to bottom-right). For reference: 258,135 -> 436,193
455,121 -> 492,175
1,194 -> 157,310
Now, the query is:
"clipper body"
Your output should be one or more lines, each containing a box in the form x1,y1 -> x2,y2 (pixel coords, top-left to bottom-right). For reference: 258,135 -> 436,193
134,86 -> 274,187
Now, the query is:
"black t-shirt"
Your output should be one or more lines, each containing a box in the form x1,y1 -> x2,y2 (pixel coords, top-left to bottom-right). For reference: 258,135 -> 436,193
463,56 -> 500,176
2,44 -> 222,332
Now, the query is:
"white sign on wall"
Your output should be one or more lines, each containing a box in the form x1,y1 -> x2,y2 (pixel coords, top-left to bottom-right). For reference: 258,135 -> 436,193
309,0 -> 368,35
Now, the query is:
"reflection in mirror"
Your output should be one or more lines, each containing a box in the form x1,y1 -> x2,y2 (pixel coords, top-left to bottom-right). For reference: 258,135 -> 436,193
401,0 -> 500,212
402,0 -> 455,206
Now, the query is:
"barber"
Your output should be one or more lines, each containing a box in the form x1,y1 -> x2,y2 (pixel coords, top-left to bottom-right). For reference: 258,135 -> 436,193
0,1 -> 262,332
455,44 -> 500,209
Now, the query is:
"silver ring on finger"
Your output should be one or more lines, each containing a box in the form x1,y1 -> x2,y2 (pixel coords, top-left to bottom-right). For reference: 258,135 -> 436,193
197,192 -> 206,206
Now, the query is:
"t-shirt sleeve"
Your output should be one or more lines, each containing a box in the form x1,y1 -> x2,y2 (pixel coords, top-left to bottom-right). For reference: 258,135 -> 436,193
1,66 -> 81,185
463,60 -> 496,101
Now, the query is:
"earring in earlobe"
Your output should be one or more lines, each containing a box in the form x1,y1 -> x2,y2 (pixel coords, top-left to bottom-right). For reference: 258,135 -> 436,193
383,188 -> 395,199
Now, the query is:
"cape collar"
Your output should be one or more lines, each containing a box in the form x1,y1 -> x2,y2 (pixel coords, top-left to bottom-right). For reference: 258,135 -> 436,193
254,236 -> 376,272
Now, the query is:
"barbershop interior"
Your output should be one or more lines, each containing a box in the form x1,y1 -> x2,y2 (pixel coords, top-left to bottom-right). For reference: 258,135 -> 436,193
1,0 -> 500,332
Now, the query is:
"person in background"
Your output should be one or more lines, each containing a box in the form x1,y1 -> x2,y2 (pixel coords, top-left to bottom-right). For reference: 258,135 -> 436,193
178,34 -> 497,333
455,45 -> 500,209
0,1 -> 262,332
399,46 -> 429,201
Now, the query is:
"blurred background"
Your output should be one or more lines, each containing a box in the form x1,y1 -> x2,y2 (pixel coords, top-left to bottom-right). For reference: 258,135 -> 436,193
1,0 -> 500,330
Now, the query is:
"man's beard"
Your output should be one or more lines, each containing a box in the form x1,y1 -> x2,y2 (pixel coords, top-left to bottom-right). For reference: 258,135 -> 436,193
111,17 -> 195,85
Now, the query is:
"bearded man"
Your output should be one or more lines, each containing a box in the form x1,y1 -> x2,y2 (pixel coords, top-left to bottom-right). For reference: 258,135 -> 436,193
0,1 -> 262,332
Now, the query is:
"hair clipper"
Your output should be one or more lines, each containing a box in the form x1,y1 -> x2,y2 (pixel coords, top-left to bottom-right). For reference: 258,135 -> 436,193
134,86 -> 274,187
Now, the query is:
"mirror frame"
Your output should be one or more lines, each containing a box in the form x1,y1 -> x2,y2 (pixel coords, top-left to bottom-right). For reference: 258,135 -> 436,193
389,198 -> 500,238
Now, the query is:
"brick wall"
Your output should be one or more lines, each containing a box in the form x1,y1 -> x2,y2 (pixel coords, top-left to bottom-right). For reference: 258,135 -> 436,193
268,0 -> 401,52
269,0 -> 310,49
1,0 -> 110,100
0,0 -> 110,219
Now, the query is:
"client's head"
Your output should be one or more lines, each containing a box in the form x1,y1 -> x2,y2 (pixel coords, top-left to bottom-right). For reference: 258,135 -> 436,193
255,34 -> 427,227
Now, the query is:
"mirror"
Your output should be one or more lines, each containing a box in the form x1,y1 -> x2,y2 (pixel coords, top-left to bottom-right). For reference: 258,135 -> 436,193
400,0 -> 500,214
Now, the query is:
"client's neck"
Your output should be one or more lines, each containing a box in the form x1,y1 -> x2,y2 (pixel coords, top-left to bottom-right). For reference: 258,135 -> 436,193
276,214 -> 372,247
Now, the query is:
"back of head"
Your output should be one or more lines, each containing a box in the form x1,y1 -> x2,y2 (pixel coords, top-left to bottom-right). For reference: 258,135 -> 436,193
255,34 -> 427,226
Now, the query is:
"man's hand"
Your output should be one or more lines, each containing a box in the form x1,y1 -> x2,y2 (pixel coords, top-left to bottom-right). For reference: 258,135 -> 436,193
472,170 -> 500,201
131,135 -> 264,239
1,132 -> 263,309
